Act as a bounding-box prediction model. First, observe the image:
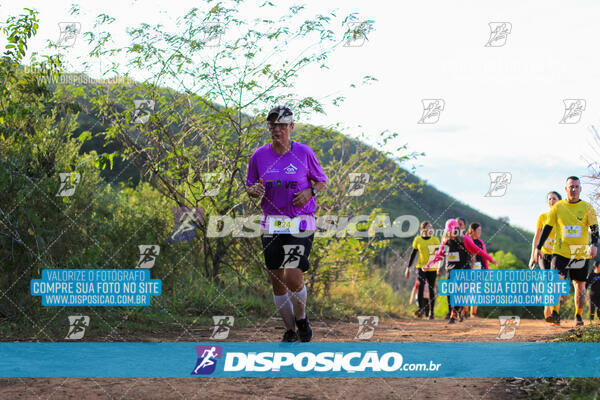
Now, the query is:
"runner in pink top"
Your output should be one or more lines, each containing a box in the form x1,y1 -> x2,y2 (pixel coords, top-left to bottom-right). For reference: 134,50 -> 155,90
425,219 -> 497,269
466,222 -> 489,317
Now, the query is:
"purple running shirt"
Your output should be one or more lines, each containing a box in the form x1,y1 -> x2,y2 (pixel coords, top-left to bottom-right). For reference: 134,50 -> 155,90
246,141 -> 328,231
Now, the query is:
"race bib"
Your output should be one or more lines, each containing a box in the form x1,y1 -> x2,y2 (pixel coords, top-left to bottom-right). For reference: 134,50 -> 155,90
544,238 -> 555,250
563,225 -> 582,238
268,216 -> 300,234
447,252 -> 460,262
472,262 -> 482,270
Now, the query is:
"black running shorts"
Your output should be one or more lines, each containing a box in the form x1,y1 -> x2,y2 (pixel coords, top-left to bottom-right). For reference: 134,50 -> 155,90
551,254 -> 589,281
260,231 -> 315,272
540,253 -> 553,270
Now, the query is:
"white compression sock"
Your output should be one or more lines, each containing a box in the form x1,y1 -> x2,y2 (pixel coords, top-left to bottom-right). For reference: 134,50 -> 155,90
289,285 -> 307,321
273,293 -> 295,331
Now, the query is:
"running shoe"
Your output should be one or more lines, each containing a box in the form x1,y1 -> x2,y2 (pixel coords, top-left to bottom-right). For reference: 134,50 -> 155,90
444,312 -> 451,320
545,315 -> 554,323
429,314 -> 434,320
576,314 -> 584,326
458,312 -> 464,322
414,310 -> 422,318
282,329 -> 298,342
448,317 -> 456,324
552,310 -> 560,326
296,317 -> 313,342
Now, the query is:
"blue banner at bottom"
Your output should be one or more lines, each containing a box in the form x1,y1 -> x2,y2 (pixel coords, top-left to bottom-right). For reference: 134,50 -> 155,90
1,342 -> 599,378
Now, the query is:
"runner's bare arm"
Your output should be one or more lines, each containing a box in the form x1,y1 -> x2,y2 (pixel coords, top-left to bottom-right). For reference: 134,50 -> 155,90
534,224 -> 553,261
529,227 -> 542,268
312,180 -> 326,193
405,248 -> 418,278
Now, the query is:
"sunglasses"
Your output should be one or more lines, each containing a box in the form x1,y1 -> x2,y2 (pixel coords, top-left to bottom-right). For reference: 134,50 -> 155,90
266,122 -> 291,130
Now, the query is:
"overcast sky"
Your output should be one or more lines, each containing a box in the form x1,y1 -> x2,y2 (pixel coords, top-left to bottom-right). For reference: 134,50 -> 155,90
3,0 -> 600,232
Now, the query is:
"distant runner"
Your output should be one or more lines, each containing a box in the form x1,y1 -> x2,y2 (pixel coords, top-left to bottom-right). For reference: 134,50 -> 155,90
425,219 -> 498,324
529,191 -> 562,322
246,105 -> 328,342
534,176 -> 599,326
466,222 -> 489,317
455,217 -> 469,318
408,279 -> 431,318
586,260 -> 600,324
405,221 -> 440,319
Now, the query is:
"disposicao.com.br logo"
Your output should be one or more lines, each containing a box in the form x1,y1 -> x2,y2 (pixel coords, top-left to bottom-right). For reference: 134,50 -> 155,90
191,346 -> 441,376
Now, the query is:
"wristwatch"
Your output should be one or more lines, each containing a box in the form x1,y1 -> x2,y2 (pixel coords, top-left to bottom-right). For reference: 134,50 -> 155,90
311,187 -> 317,197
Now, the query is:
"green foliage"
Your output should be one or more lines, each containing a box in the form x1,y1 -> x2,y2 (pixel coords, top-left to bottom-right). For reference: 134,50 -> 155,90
490,250 -> 527,269
2,8 -> 39,61
553,324 -> 600,343
308,234 -> 408,318
0,9 -> 105,319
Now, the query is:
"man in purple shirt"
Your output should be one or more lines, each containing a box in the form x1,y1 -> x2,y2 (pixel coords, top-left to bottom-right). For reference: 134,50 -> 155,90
246,105 -> 327,342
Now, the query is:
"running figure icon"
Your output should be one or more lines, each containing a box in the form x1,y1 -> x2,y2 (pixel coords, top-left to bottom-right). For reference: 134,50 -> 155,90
193,347 -> 218,374
281,245 -> 304,269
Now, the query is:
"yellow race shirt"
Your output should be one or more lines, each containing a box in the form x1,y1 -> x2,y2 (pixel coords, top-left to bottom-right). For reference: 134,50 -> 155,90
412,235 -> 441,271
546,199 -> 598,259
536,212 -> 556,255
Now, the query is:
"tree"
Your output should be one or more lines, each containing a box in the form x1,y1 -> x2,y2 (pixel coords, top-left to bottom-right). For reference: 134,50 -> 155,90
0,9 -> 109,319
83,0 -> 421,287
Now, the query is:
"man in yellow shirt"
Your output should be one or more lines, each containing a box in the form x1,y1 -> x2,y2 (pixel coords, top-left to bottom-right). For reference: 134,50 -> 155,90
405,221 -> 441,319
534,177 -> 599,326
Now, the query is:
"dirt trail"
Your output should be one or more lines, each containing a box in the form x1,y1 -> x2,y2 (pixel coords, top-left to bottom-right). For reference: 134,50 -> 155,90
1,317 -> 573,400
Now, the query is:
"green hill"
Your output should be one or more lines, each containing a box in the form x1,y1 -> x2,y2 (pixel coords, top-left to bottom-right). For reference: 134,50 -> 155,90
67,76 -> 532,263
